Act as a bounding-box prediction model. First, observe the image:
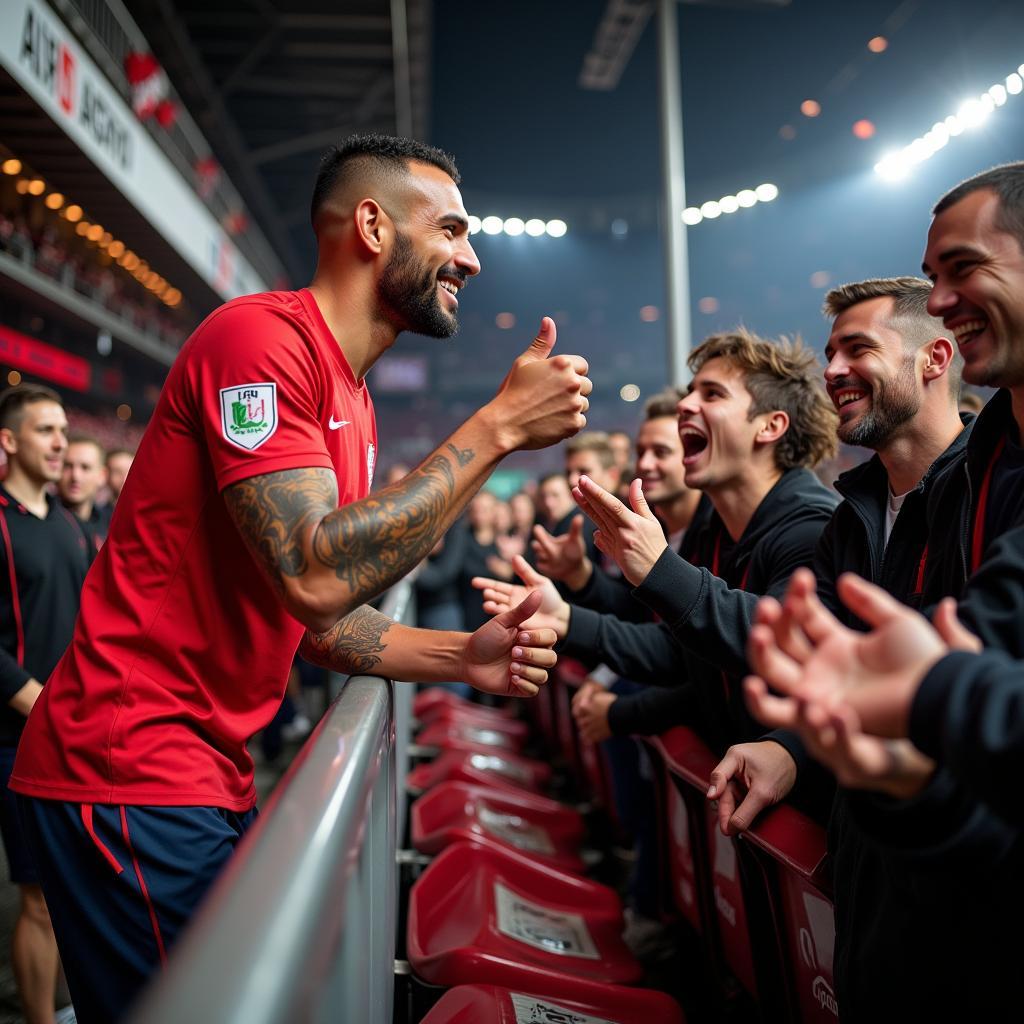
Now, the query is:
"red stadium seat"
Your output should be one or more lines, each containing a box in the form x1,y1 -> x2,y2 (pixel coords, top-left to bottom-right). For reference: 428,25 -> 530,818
414,687 -> 518,725
416,718 -> 525,755
419,983 -> 685,1024
741,804 -> 837,1022
408,841 -> 643,1001
425,705 -> 531,743
406,748 -> 551,795
411,781 -> 586,873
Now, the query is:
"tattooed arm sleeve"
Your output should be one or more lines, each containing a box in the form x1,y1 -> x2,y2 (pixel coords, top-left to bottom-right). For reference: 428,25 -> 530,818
223,442 -> 485,630
298,605 -> 465,682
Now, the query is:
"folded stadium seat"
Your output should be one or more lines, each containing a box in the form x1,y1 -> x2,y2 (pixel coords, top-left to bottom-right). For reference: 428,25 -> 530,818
414,687 -> 518,725
646,727 -> 788,1016
411,781 -> 586,873
740,804 -> 837,1022
419,983 -> 685,1024
416,718 -> 526,755
426,705 -> 531,744
408,841 -> 644,1002
417,684 -> 524,724
407,748 -> 551,796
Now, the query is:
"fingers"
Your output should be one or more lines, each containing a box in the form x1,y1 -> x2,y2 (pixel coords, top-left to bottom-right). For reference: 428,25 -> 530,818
494,589 -> 543,628
509,677 -> 540,698
510,644 -> 558,670
568,515 -> 584,543
627,478 -> 656,521
933,597 -> 983,652
707,748 -> 740,799
517,628 -> 557,649
471,575 -> 514,595
716,780 -> 740,835
478,587 -> 514,608
512,554 -> 546,588
510,663 -> 549,686
835,572 -> 909,631
576,475 -> 626,517
744,675 -> 802,729
747,624 -> 804,693
726,786 -> 771,835
520,316 -> 556,362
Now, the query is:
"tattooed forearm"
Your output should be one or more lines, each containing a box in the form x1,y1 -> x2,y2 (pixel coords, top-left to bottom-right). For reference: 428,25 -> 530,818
312,448 -> 476,601
447,443 -> 474,467
224,444 -> 478,613
224,469 -> 336,594
298,605 -> 394,675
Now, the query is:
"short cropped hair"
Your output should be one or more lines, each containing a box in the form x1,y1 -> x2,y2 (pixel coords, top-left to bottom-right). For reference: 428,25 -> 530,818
689,329 -> 838,471
0,383 -> 62,432
934,162 -> 1024,251
67,435 -> 106,460
565,431 -> 616,470
824,276 -> 961,394
106,447 -> 135,465
311,133 -> 461,226
644,388 -> 685,420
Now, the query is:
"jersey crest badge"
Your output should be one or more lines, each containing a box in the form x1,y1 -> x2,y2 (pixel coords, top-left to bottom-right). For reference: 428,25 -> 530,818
220,383 -> 278,450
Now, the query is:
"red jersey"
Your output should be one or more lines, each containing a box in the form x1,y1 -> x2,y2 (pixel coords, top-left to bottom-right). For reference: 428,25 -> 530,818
11,289 -> 377,810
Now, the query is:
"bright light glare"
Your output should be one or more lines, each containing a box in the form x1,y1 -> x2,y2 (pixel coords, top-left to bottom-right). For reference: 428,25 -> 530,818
682,207 -> 703,225
755,183 -> 779,202
503,217 -> 525,236
524,218 -> 546,236
683,183 -> 779,228
468,215 -> 481,234
875,60 -> 1024,182
736,189 -> 757,208
620,384 -> 641,402
545,219 -> 568,237
481,216 -> 503,235
700,201 -> 721,219
719,195 -> 739,214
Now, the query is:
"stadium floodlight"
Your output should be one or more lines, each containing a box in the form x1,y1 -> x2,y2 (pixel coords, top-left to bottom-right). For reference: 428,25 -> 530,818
481,216 -> 503,235
469,215 -> 566,238
503,217 -> 525,236
524,218 -> 546,236
545,219 -> 568,237
875,59 -> 1024,180
682,182 -> 780,227
468,215 -> 482,234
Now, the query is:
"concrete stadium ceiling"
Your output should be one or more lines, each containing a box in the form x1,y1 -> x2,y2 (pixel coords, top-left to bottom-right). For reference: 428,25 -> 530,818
128,0 -> 433,283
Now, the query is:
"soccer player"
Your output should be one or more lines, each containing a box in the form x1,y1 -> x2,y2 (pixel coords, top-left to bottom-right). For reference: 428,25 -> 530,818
10,134 -> 590,1021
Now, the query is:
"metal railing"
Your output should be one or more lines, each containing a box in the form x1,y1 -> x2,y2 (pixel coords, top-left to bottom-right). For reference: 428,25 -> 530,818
130,581 -> 415,1024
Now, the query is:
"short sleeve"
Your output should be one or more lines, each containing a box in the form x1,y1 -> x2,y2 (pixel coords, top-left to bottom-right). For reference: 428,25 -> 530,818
187,302 -> 336,491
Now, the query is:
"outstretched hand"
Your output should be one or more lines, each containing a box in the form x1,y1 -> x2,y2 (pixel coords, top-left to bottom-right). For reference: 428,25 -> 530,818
532,517 -> 591,589
461,590 -> 558,698
572,476 -> 667,586
471,555 -> 571,639
744,568 -> 980,740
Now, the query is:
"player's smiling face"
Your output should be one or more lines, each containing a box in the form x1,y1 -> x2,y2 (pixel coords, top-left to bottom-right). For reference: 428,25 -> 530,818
924,188 -> 1024,389
2,400 -> 68,486
378,162 -> 480,339
634,416 -> 687,504
824,296 -> 920,449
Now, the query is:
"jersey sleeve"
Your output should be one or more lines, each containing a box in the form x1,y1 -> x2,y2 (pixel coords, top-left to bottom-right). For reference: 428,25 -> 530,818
188,303 -> 335,491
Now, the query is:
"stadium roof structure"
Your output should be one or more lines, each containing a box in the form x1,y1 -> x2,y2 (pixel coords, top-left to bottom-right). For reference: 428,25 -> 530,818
128,0 -> 433,284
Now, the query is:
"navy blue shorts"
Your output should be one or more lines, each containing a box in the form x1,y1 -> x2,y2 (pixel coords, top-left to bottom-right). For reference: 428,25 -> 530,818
0,744 -> 37,884
16,796 -> 257,1024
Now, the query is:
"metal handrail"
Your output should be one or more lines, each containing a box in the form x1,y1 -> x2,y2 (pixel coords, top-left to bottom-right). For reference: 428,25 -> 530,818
130,581 -> 414,1024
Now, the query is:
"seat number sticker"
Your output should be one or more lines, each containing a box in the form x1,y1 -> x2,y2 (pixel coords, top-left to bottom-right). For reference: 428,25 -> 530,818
494,883 -> 599,959
510,992 -> 618,1024
477,805 -> 555,855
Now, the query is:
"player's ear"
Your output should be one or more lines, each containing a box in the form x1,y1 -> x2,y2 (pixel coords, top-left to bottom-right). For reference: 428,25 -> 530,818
353,198 -> 388,256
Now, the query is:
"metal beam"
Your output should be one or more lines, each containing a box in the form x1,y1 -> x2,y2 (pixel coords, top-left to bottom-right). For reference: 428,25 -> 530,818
230,75 -> 366,98
220,25 -> 281,96
390,0 -> 413,137
148,0 -> 305,283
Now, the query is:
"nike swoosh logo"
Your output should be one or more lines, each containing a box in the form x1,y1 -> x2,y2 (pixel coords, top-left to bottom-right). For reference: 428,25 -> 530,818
329,417 -> 350,430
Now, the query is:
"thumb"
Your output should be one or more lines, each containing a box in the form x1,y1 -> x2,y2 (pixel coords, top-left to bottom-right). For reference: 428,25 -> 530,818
568,515 -> 584,543
707,750 -> 739,798
628,478 -> 655,520
933,597 -> 982,652
493,588 -> 542,628
519,316 -> 556,363
512,554 -> 545,587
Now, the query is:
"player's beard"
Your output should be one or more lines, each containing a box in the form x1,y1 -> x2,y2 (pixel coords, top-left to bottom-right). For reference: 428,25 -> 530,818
378,228 -> 459,339
837,359 -> 921,449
